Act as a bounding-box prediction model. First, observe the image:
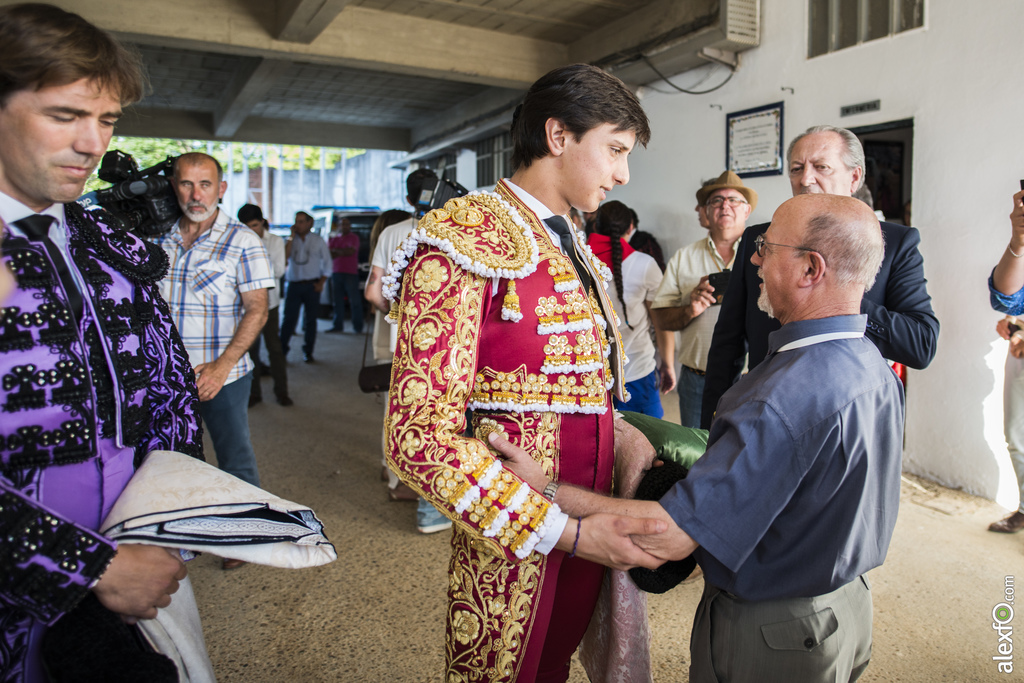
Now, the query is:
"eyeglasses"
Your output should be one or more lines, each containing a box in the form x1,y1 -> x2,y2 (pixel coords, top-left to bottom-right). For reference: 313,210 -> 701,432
754,233 -> 819,259
706,196 -> 749,208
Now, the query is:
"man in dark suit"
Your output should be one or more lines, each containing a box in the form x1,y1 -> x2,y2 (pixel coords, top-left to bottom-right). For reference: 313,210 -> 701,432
701,125 -> 939,428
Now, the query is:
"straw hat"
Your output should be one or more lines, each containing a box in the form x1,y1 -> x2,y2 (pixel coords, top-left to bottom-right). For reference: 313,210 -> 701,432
695,170 -> 757,211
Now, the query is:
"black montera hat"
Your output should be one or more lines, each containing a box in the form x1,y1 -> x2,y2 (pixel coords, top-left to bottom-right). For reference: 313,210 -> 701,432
628,460 -> 698,594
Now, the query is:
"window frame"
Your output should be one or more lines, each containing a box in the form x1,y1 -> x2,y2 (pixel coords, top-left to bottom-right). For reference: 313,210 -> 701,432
808,0 -> 925,58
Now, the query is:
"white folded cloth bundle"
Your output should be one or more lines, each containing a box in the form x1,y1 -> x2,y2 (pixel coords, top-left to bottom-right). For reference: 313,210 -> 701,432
98,451 -> 338,682
101,450 -> 337,568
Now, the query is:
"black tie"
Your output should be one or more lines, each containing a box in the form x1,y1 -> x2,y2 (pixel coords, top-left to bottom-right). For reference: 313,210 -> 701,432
543,216 -> 591,293
14,214 -> 84,325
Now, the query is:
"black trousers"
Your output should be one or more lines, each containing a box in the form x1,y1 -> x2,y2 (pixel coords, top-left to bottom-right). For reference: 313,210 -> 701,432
249,305 -> 288,400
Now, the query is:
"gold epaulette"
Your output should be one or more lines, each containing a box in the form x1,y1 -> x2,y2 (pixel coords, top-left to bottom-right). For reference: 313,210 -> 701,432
381,192 -> 539,304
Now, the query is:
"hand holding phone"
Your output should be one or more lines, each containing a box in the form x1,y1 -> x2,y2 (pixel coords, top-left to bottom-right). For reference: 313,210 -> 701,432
706,270 -> 731,305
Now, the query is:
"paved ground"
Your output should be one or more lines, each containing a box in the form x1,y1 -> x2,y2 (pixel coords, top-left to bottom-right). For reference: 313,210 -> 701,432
189,324 -> 1024,682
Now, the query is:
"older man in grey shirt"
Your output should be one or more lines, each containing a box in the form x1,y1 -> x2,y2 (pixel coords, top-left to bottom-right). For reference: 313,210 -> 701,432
634,193 -> 904,683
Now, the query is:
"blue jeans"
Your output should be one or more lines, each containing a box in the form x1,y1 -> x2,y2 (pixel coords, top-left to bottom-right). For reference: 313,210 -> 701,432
332,272 -> 363,332
614,370 -> 664,418
677,366 -> 705,429
281,280 -> 320,355
198,371 -> 261,486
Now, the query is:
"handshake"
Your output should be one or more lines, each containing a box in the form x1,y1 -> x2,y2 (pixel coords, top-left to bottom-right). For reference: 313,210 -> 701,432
486,430 -> 698,572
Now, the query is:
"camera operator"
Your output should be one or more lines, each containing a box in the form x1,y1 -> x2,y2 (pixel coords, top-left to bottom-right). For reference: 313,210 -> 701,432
987,186 -> 1024,535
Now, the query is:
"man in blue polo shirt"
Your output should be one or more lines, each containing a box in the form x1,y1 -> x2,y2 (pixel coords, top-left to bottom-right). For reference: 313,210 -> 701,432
634,192 -> 904,682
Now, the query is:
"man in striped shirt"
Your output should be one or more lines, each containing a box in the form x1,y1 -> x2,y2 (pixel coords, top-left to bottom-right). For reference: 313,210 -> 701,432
154,153 -> 273,571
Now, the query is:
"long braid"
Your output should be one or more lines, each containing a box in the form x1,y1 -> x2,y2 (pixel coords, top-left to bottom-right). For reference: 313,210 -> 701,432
610,233 -> 629,327
595,201 -> 633,328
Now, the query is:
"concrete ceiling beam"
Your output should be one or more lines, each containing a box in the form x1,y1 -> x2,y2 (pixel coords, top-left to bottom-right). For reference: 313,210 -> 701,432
410,87 -> 523,151
213,57 -> 293,138
117,107 -> 411,151
30,0 -> 566,89
275,0 -> 351,44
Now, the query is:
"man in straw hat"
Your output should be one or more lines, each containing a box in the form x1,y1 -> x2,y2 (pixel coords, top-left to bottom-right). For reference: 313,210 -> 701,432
650,170 -> 756,427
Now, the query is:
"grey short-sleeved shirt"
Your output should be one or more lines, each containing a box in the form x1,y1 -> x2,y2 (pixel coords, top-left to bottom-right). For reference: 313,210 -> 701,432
660,314 -> 905,600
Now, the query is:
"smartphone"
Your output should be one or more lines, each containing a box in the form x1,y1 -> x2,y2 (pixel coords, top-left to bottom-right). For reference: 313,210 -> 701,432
707,270 -> 731,305
1020,179 -> 1024,191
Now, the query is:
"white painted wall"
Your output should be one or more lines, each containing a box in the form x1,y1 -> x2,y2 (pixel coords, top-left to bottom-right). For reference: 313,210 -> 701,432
612,0 -> 1024,507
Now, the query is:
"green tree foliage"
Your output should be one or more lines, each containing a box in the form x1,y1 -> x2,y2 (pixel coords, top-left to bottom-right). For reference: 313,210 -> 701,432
86,136 -> 365,192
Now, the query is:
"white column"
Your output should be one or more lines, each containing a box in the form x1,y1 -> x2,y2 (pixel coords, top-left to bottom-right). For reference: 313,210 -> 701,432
319,147 -> 327,206
299,146 -> 306,210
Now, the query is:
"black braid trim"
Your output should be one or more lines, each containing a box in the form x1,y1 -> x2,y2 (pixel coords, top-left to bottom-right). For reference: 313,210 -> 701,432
64,203 -> 168,285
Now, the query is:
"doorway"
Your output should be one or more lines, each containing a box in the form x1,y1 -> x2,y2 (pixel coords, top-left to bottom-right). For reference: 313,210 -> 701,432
851,118 -> 914,225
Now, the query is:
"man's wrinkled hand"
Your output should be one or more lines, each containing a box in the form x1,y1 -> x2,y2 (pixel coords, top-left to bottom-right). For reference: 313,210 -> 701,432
93,545 -> 187,623
194,357 -> 232,401
612,418 -> 658,493
565,513 -> 667,571
631,507 -> 699,563
488,432 -> 548,491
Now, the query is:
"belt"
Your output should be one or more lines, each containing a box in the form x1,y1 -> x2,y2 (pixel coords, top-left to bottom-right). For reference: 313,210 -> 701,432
682,365 -> 706,376
711,575 -> 869,604
291,278 -> 320,284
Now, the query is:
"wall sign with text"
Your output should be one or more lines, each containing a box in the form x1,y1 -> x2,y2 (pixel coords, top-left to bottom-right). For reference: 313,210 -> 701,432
727,102 -> 784,178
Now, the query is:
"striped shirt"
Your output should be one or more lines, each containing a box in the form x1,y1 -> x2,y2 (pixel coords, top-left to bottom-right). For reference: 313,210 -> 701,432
154,210 -> 274,384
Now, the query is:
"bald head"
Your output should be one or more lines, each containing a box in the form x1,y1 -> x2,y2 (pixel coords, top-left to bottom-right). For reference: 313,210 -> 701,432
174,152 -> 222,182
755,194 -> 884,324
790,194 -> 884,290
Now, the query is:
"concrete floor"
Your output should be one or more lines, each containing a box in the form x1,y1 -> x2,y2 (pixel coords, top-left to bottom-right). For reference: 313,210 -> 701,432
189,323 -> 1024,682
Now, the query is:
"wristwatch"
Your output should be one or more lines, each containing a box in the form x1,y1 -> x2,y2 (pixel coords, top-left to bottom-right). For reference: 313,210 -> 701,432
542,480 -> 560,501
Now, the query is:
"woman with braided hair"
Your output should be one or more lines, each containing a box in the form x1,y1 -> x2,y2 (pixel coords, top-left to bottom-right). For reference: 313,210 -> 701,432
587,201 -> 669,417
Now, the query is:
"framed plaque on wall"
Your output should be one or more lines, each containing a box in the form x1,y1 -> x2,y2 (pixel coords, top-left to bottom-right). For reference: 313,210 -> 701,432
727,102 -> 784,178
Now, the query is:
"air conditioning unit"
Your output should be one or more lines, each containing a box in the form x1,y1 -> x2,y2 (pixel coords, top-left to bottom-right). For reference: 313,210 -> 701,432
577,0 -> 761,85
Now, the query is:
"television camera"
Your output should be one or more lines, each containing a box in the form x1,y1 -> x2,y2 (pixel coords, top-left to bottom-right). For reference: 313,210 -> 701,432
414,175 -> 469,218
77,150 -> 181,237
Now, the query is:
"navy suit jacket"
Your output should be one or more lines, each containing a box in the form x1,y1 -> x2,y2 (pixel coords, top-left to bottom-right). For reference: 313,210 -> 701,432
700,220 -> 939,429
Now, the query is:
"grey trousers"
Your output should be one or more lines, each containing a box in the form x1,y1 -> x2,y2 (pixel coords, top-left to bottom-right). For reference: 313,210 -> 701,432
690,576 -> 873,683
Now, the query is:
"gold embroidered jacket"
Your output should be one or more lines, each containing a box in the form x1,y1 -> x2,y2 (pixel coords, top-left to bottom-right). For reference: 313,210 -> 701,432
383,181 -> 627,561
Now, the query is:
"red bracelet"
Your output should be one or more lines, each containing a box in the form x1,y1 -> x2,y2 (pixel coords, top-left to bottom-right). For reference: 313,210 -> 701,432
568,518 -> 582,558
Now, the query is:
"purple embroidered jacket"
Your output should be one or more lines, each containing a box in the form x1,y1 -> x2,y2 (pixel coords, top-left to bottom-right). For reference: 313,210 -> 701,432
0,203 -> 203,681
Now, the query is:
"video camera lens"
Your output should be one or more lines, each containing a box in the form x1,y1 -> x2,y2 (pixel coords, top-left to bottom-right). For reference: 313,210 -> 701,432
78,150 -> 181,237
